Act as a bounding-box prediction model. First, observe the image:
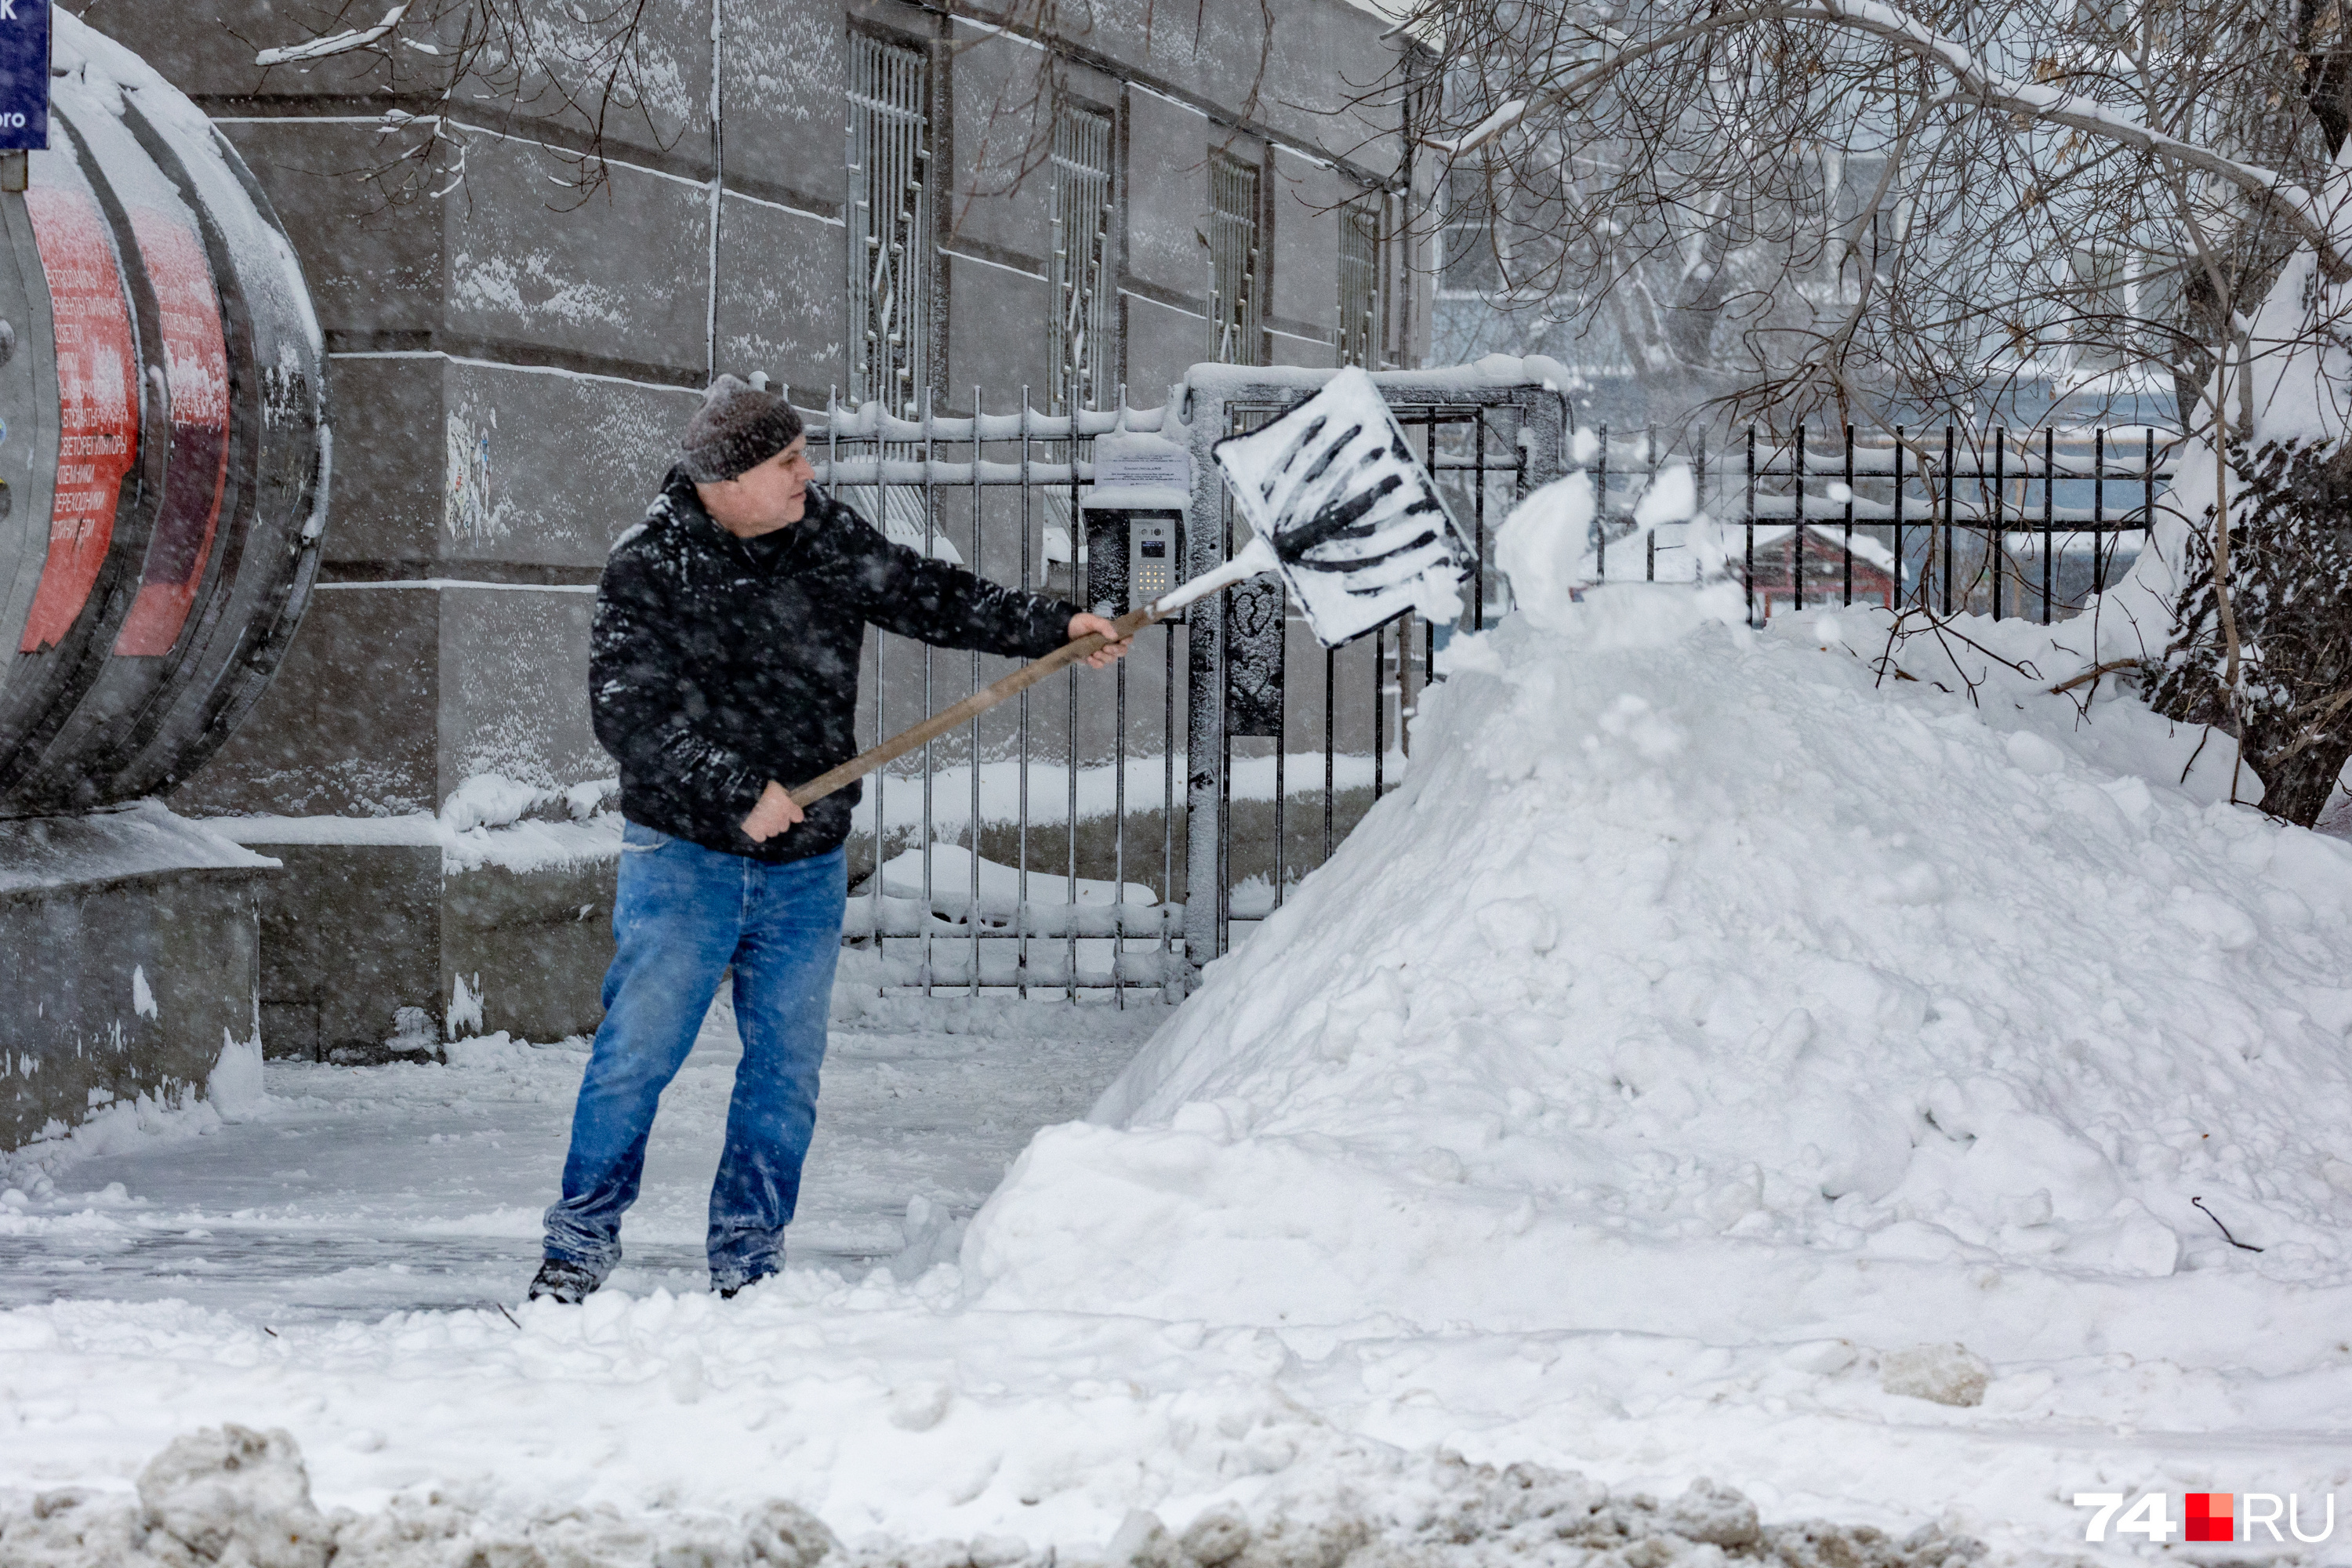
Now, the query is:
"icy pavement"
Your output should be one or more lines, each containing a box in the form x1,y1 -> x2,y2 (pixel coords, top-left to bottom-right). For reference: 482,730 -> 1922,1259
0,991 -> 1167,1323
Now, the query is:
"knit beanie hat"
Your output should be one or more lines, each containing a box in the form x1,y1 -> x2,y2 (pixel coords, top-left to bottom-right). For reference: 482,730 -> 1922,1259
680,373 -> 804,482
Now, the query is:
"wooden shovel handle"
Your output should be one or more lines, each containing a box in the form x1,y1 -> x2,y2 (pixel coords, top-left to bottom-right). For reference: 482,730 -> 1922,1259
789,604 -> 1161,809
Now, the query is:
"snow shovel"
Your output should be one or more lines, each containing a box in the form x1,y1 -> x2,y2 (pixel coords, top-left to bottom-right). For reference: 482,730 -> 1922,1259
789,367 -> 1475,809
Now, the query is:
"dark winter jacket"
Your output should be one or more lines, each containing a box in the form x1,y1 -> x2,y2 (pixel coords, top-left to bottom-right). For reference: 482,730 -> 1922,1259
591,470 -> 1076,862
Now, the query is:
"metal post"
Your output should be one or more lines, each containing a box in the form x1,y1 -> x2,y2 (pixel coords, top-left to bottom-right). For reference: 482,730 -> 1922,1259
1842,424 -> 1855,607
2041,426 -> 2055,625
1018,391 -> 1033,996
1744,427 -> 1757,625
1595,423 -> 1610,581
1473,413 -> 1489,626
1067,421 -> 1081,1002
1114,453 -> 1129,1006
2098,425 -> 2117,597
921,387 -> 937,995
1181,377 -> 1225,981
969,389 -> 985,993
1793,422 -> 1806,613
2141,428 -> 2155,601
1163,590 -> 1178,1000
1941,425 -> 1956,617
1991,429 -> 2006,622
1892,427 -> 1905,607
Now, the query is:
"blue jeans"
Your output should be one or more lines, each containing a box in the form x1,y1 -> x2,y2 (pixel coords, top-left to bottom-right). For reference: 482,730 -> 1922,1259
544,822 -> 845,1290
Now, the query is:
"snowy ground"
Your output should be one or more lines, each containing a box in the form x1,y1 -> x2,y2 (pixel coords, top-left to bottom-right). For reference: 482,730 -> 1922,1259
13,568 -> 2352,1565
0,991 -> 1161,1322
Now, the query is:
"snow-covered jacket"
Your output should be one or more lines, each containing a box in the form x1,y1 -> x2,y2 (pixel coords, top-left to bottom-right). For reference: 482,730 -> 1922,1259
592,470 -> 1076,862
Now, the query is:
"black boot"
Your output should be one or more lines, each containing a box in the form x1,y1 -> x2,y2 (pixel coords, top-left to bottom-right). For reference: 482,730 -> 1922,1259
715,1269 -> 774,1300
528,1258 -> 602,1305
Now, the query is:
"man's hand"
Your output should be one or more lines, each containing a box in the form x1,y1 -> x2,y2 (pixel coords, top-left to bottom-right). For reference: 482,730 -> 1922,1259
741,780 -> 807,843
1069,612 -> 1134,670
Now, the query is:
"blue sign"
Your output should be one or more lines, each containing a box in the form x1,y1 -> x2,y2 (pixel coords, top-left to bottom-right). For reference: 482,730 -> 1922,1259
0,0 -> 48,153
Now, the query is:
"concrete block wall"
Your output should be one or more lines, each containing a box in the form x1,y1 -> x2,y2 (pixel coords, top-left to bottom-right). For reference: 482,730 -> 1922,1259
1,809 -> 274,1149
80,0 -> 1426,1045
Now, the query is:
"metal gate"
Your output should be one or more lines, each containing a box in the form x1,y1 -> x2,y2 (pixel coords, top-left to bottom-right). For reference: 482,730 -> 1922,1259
1172,366 -> 1570,971
812,390 -> 1182,1005
806,365 -> 1567,1001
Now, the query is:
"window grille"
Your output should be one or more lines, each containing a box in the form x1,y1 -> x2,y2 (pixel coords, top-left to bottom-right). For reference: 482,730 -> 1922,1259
848,33 -> 931,416
1209,154 -> 1262,365
1049,103 -> 1116,413
847,34 -> 956,558
1337,198 -> 1381,368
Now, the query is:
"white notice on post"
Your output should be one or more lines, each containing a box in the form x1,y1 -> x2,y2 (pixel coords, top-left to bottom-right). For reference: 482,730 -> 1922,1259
1093,448 -> 1192,490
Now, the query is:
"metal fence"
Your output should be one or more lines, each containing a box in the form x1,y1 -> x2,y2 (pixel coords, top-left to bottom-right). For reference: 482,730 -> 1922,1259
804,365 -> 1571,1000
808,390 -> 1180,1004
1171,368 -> 1569,967
806,388 -> 2170,1003
1588,423 -> 2182,625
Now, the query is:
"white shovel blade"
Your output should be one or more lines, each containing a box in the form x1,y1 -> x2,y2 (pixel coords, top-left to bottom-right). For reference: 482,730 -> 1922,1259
1210,367 -> 1476,648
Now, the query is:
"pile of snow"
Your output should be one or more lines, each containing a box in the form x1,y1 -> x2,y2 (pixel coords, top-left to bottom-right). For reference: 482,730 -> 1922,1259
0,1425 -> 837,1568
0,1425 -> 1978,1568
964,569 -> 2352,1327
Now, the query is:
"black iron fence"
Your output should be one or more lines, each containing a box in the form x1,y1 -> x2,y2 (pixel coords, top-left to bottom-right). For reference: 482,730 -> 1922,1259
1588,424 -> 2183,626
1180,370 -> 1566,965
805,365 -> 1571,998
808,389 -> 1182,1004
805,385 -> 2169,1002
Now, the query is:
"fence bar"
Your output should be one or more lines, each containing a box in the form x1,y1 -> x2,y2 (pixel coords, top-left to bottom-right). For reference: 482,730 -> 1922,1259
2092,428 -> 2107,598
1473,414 -> 1490,626
1162,597 -> 1177,999
1842,424 -> 1855,607
1991,430 -> 2006,622
1793,423 -> 1806,613
1892,426 -> 1904,606
920,389 -> 937,994
2141,429 -> 2155,601
1017,393 -> 1033,996
1323,648 -> 1335,865
1744,427 -> 1757,624
1066,426 -> 1080,1000
1941,425 -> 1956,617
2041,426 -> 2055,625
970,387 -> 985,995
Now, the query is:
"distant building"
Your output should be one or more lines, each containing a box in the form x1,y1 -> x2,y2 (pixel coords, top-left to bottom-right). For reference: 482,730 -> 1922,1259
1595,521 -> 1897,621
1735,525 -> 1900,620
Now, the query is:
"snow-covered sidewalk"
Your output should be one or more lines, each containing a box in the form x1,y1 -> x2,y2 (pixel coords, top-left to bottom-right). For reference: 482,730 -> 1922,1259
0,993 -> 1163,1322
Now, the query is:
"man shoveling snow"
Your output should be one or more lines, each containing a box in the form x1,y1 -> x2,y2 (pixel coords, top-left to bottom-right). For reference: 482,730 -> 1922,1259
532,376 -> 1132,1304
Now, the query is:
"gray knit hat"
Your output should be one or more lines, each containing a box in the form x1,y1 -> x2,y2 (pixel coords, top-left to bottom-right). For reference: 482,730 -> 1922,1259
680,373 -> 804,482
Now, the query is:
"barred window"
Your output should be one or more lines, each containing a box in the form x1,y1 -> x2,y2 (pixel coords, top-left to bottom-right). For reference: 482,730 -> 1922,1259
846,34 -> 959,560
1337,198 -> 1381,368
1209,153 -> 1262,365
848,33 -> 930,417
1049,103 -> 1116,413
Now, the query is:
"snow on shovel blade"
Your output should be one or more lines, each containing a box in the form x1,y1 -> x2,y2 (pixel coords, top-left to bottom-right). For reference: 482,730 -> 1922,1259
1210,366 -> 1477,648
